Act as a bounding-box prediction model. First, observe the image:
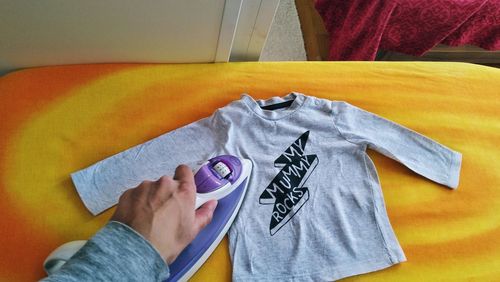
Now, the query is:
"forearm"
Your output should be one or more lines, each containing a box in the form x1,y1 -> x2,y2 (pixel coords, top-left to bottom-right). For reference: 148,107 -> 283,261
41,221 -> 169,282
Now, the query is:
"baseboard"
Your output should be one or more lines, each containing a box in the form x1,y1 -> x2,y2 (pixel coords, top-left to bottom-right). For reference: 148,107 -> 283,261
378,45 -> 500,64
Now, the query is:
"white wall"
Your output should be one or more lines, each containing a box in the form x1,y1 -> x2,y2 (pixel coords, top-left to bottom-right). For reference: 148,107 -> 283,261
0,0 -> 243,72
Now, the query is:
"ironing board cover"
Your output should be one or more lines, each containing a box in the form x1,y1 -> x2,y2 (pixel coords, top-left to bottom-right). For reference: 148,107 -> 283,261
0,62 -> 499,281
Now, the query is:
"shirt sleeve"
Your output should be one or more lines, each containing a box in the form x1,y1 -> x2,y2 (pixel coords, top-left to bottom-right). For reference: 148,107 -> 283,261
71,109 -> 228,215
40,221 -> 169,282
332,102 -> 462,189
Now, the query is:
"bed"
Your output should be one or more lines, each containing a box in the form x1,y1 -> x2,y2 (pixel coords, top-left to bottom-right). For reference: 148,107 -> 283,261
0,62 -> 499,281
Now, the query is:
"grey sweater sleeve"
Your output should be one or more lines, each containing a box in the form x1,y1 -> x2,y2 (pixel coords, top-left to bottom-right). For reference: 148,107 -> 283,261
71,109 -> 227,215
332,102 -> 462,188
41,221 -> 169,282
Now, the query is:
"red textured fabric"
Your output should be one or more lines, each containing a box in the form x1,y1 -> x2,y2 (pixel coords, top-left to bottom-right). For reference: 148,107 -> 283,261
315,0 -> 500,61
440,0 -> 500,50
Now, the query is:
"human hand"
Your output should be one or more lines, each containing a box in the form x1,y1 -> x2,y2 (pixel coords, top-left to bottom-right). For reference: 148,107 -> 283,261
110,165 -> 218,264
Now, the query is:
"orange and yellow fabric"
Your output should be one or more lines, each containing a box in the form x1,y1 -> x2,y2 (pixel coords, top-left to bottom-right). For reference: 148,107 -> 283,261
0,62 -> 499,281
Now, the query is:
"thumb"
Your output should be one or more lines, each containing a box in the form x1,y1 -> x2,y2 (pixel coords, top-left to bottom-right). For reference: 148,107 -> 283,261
194,200 -> 218,234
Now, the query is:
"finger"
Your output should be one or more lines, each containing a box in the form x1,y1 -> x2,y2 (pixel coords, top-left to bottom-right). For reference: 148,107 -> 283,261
193,200 -> 218,234
134,180 -> 154,196
111,188 -> 135,221
138,180 -> 154,188
149,176 -> 178,208
129,180 -> 155,207
118,188 -> 133,203
173,164 -> 195,188
154,176 -> 177,194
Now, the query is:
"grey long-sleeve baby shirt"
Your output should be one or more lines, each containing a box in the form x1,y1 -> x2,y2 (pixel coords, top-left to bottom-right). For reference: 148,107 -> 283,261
71,92 -> 462,281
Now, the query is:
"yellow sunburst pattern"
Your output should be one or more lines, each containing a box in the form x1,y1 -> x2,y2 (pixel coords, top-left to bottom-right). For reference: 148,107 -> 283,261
0,62 -> 498,281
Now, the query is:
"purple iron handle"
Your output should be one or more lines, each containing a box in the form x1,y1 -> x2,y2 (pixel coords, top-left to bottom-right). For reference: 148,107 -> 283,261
193,155 -> 243,209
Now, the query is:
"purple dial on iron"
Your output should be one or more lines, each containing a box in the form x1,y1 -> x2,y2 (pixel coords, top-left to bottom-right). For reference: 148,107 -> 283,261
194,155 -> 243,193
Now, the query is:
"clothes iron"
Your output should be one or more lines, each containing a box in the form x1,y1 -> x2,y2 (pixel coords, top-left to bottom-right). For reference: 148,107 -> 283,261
44,155 -> 253,281
166,155 -> 252,281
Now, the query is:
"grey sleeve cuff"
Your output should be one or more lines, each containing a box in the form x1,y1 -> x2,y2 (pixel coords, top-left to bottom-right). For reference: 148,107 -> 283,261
448,151 -> 462,189
42,221 -> 169,281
